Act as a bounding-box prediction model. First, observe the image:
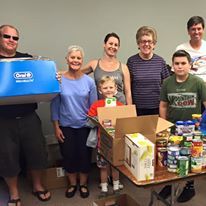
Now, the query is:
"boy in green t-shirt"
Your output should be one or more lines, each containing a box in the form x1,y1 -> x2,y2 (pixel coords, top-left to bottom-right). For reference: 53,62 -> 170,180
159,50 -> 206,203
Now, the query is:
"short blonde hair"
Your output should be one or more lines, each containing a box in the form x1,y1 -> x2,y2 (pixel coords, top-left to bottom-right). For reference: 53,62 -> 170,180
67,45 -> 84,58
98,76 -> 117,88
136,26 -> 157,44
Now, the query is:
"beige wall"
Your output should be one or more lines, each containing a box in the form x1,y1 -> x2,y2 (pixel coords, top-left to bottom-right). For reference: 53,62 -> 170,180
1,0 -> 206,134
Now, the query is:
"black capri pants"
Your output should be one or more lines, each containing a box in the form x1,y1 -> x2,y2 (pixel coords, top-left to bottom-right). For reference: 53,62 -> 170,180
59,126 -> 92,173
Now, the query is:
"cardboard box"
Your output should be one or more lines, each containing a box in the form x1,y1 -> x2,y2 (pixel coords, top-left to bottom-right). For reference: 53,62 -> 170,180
45,134 -> 62,167
43,167 -> 67,190
0,59 -> 60,105
89,106 -> 173,167
89,105 -> 137,166
93,193 -> 140,206
125,133 -> 155,181
27,166 -> 67,190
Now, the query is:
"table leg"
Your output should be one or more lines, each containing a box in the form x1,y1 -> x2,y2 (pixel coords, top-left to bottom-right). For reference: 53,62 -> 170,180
148,190 -> 170,206
148,183 -> 180,206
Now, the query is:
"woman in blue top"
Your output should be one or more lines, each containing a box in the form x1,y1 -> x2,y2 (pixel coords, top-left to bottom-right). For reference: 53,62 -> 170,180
51,45 -> 97,199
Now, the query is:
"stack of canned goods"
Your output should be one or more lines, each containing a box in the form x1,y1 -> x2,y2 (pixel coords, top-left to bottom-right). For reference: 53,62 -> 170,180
102,119 -> 115,136
156,138 -> 167,168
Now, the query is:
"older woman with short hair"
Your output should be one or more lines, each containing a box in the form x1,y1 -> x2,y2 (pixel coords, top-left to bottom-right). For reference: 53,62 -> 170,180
51,45 -> 97,199
127,26 -> 170,115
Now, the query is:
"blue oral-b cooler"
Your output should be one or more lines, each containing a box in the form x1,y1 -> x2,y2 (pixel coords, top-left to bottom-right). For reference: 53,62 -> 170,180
0,59 -> 60,105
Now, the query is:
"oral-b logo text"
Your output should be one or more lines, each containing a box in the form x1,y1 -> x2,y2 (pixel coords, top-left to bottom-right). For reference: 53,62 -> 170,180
14,71 -> 33,79
13,71 -> 34,83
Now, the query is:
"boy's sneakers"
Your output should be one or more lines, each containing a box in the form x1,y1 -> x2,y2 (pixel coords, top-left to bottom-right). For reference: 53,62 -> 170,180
98,182 -> 108,198
108,176 -> 124,190
177,183 -> 195,203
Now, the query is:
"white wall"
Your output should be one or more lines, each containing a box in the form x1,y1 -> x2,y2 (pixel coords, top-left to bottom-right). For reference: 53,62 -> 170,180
1,0 -> 206,134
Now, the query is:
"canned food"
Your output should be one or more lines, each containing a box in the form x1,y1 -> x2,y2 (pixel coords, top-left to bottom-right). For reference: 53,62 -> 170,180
193,131 -> 202,140
167,159 -> 177,165
191,157 -> 202,173
167,146 -> 180,156
191,139 -> 203,157
169,135 -> 183,145
168,164 -> 177,169
183,141 -> 193,148
105,127 -> 115,136
157,147 -> 167,167
156,139 -> 167,147
175,121 -> 184,135
167,167 -> 177,173
185,120 -> 195,134
167,154 -> 176,161
202,151 -> 206,168
183,133 -> 193,142
102,119 -> 112,127
177,156 -> 189,176
180,147 -> 191,156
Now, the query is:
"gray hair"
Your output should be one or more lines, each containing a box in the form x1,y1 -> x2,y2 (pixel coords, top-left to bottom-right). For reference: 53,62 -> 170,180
136,26 -> 157,44
67,45 -> 84,58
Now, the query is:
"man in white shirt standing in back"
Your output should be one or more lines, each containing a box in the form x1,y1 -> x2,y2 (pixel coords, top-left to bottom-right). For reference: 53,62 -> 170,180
176,16 -> 206,82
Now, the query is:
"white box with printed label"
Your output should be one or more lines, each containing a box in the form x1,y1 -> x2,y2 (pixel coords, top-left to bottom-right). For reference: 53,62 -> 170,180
125,133 -> 155,181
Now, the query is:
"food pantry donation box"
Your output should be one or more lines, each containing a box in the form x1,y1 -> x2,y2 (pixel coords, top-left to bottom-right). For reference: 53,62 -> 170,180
0,58 -> 60,105
89,105 -> 173,168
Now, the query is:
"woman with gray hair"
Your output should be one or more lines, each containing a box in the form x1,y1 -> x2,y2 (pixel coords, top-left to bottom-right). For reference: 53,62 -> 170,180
51,45 -> 97,198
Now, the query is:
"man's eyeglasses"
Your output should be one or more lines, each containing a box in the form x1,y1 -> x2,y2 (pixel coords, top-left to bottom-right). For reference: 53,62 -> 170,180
2,34 -> 19,41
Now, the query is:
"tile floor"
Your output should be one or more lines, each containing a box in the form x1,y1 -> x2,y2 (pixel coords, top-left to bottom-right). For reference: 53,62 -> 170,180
0,165 -> 205,206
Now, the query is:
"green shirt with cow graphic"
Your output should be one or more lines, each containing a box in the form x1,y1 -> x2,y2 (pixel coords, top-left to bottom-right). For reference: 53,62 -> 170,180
160,74 -> 206,123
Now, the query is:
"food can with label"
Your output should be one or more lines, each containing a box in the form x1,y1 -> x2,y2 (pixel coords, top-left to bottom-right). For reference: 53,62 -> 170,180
191,157 -> 202,173
102,119 -> 112,127
177,156 -> 189,176
157,147 -> 167,168
167,145 -> 180,173
191,139 -> 203,157
180,147 -> 191,156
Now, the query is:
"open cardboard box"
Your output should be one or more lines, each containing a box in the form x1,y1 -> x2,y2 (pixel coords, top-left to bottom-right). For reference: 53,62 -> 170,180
89,105 -> 137,166
89,105 -> 173,166
42,167 -> 67,190
93,193 -> 140,206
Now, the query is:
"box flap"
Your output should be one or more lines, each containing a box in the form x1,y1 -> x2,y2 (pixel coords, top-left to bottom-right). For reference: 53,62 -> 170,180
97,105 -> 136,126
115,115 -> 173,142
115,115 -> 158,141
156,117 -> 174,133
